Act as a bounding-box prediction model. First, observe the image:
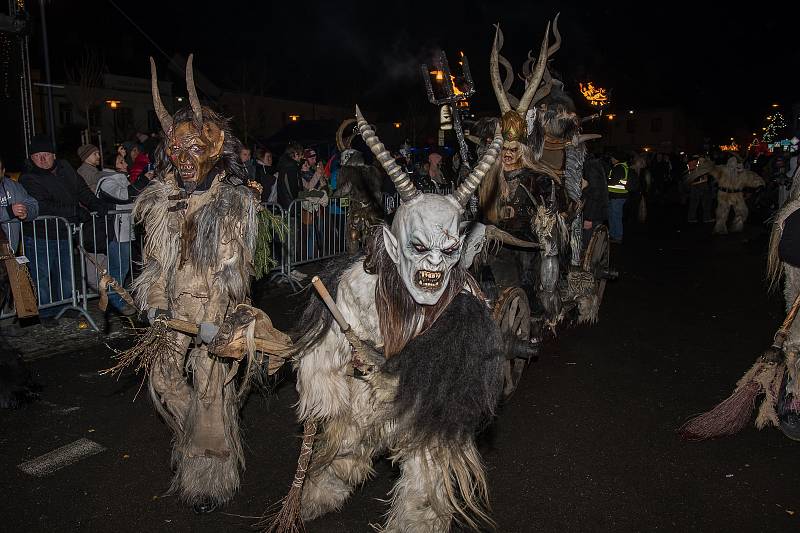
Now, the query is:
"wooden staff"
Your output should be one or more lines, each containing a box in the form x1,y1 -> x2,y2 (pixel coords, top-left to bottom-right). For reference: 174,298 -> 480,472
262,276 -> 368,532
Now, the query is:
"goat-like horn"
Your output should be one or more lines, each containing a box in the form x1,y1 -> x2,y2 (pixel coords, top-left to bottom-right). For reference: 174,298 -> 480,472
490,24 -> 512,114
549,13 -> 561,57
516,21 -> 550,116
576,133 -> 602,144
356,105 -> 419,202
486,225 -> 540,249
185,54 -> 203,124
451,126 -> 503,207
150,57 -> 172,133
336,118 -> 356,151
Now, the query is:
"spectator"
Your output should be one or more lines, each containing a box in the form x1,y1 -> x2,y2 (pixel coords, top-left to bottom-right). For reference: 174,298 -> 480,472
20,135 -> 107,323
93,168 -> 150,316
239,146 -> 257,181
77,144 -> 102,192
300,156 -> 327,255
0,156 -> 38,253
276,143 -> 303,210
125,141 -> 151,184
581,151 -> 609,251
606,152 -> 630,244
254,147 -> 276,204
114,144 -> 129,175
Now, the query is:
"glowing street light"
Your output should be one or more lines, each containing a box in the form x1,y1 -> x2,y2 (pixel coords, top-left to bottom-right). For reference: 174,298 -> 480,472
393,122 -> 402,129
289,114 -> 300,122
106,99 -> 121,109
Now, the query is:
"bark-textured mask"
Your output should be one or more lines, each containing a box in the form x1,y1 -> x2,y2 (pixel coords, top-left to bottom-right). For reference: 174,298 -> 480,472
501,139 -> 524,172
150,54 -> 224,183
357,106 -> 502,305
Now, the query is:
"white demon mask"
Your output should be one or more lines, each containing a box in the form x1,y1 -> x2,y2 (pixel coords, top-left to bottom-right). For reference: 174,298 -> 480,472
357,106 -> 502,305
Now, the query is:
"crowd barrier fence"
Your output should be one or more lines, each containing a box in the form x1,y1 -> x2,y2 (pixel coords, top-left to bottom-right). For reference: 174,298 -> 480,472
0,200 -> 355,329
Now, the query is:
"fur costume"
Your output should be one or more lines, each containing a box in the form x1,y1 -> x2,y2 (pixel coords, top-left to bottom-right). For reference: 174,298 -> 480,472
130,56 -> 263,509
711,156 -> 764,234
482,17 -> 600,327
292,108 -> 508,531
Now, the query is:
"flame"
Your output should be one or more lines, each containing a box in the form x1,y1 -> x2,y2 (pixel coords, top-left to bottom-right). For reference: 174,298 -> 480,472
579,82 -> 609,106
430,70 -> 464,96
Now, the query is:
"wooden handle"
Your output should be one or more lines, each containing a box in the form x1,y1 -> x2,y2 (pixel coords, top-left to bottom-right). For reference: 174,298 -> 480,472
311,275 -> 351,332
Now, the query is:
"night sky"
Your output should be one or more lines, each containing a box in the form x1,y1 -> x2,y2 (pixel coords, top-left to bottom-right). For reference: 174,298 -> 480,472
20,1 -> 800,141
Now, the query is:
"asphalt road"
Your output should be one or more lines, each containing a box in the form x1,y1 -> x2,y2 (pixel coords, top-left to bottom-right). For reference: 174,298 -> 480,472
2,203 -> 798,532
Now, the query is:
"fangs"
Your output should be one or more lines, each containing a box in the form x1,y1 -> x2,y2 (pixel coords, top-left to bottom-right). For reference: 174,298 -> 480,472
415,270 -> 443,289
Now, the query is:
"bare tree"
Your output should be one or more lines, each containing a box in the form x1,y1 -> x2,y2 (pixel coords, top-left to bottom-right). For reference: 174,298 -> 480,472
65,48 -> 105,132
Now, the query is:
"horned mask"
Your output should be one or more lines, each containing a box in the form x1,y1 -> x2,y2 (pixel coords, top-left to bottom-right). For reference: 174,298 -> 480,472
150,55 -> 224,184
357,106 -> 502,305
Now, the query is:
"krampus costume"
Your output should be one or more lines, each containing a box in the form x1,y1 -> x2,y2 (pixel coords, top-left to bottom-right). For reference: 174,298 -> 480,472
710,155 -> 764,234
291,107 -> 509,531
131,56 -> 266,512
480,18 -> 601,327
332,118 -> 384,253
679,184 -> 800,440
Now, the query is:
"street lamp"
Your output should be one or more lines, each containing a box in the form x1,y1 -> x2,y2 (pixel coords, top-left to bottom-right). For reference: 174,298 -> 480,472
107,100 -> 121,144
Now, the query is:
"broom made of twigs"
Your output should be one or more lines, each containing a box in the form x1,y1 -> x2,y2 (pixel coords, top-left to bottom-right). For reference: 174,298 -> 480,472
678,291 -> 800,440
258,275 -> 363,533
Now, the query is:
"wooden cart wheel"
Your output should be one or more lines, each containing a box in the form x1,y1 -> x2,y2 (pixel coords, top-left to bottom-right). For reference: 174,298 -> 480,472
493,287 -> 531,399
581,225 -> 611,315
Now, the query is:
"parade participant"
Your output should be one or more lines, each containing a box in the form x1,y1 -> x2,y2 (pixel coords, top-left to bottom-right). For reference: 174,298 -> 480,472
129,55 -> 279,513
685,155 -> 715,224
711,155 -> 764,234
483,18 -> 590,325
289,107 -> 512,531
330,118 -> 383,253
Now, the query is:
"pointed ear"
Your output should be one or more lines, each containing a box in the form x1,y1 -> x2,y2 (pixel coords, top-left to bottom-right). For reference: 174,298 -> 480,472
382,226 -> 399,264
203,123 -> 225,159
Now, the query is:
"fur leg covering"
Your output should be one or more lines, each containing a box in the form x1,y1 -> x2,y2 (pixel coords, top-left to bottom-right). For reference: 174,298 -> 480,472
731,195 -> 747,233
384,442 -> 492,533
713,196 -> 730,234
300,415 -> 377,521
170,377 -> 243,506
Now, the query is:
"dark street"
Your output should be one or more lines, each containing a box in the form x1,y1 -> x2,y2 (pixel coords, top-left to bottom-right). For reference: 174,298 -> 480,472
2,206 -> 798,533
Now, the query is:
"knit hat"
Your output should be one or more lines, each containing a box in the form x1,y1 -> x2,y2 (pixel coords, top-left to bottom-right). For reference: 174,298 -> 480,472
77,144 -> 99,162
28,134 -> 55,155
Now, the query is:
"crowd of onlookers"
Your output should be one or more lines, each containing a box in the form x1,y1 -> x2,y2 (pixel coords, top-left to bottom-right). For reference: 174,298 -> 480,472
2,126 -> 797,324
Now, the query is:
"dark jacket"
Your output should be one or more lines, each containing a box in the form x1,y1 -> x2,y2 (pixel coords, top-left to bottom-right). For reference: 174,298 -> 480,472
255,162 -> 276,204
276,153 -> 301,210
20,159 -> 107,239
583,155 -> 610,222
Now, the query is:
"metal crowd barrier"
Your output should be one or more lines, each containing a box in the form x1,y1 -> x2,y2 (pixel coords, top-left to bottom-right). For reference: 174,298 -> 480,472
1,216 -> 94,326
286,197 -> 349,269
0,199 -> 355,328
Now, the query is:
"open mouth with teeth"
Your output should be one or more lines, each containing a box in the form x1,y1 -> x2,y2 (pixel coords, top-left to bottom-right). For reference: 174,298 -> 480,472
415,269 -> 444,290
178,163 -> 196,179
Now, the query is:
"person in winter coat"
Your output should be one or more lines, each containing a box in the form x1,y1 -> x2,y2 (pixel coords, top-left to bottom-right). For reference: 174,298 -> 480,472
276,143 -> 303,210
19,135 -> 107,317
0,157 -> 38,253
76,144 -> 103,192
93,169 -> 150,316
581,151 -> 609,251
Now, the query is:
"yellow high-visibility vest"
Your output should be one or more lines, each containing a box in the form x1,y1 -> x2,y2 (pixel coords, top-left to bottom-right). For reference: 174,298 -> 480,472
608,162 -> 629,193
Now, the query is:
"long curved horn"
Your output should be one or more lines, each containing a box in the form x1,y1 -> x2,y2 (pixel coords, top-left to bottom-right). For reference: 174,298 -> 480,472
486,225 -> 541,249
548,13 -> 561,57
451,126 -> 503,207
516,21 -> 550,116
185,54 -> 203,124
490,24 -> 512,114
336,118 -> 356,151
576,133 -> 602,144
150,57 -> 172,133
497,54 -> 520,109
356,105 -> 419,202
